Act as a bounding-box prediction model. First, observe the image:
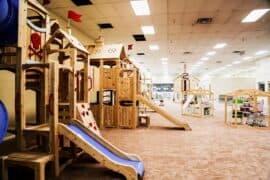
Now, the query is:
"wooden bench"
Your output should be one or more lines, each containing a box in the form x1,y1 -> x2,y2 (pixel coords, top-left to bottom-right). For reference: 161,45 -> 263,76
3,152 -> 53,180
138,114 -> 150,127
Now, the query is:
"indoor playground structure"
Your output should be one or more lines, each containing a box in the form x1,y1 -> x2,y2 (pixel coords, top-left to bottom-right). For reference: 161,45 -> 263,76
87,37 -> 191,130
0,1 -> 144,179
1,0 -> 269,179
177,64 -> 214,118
224,89 -> 270,129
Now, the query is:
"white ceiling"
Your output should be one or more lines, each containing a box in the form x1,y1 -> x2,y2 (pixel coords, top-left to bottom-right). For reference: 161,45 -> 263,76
44,0 -> 270,81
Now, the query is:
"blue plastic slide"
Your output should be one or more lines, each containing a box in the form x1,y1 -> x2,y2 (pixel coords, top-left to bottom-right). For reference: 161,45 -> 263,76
0,0 -> 18,45
61,123 -> 144,179
0,101 -> 9,143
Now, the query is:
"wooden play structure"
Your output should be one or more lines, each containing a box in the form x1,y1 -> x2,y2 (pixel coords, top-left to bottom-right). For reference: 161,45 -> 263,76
179,64 -> 214,118
88,38 -> 191,130
181,89 -> 214,118
88,39 -> 138,129
224,89 -> 270,129
0,1 -> 144,179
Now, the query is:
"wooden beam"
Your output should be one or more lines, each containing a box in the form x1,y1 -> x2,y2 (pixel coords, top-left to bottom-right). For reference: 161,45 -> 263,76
48,62 -> 60,176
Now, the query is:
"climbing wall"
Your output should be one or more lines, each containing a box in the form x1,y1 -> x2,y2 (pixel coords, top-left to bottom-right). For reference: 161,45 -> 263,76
76,103 -> 100,136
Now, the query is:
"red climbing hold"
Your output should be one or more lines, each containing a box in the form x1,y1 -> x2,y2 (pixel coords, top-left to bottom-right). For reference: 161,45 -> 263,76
89,122 -> 93,127
94,126 -> 97,130
82,111 -> 85,116
81,104 -> 85,108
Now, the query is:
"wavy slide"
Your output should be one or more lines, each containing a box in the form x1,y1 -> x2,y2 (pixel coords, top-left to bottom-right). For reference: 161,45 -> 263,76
59,120 -> 144,180
137,95 -> 191,130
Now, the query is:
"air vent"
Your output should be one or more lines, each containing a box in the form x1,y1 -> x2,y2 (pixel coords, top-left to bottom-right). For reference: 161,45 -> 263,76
98,23 -> 113,29
137,53 -> 145,55
133,34 -> 146,41
216,61 -> 222,64
183,51 -> 192,55
196,17 -> 213,24
179,61 -> 186,63
232,50 -> 245,55
139,62 -> 144,64
71,0 -> 93,6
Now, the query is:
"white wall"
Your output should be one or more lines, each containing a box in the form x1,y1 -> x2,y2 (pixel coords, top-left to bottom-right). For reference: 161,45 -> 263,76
255,57 -> 270,92
211,77 -> 256,100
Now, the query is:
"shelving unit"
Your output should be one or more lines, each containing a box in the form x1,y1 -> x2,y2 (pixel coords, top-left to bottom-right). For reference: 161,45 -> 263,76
224,89 -> 270,129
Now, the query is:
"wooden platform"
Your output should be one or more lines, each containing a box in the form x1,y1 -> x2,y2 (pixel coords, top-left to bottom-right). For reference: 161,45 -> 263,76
3,152 -> 53,180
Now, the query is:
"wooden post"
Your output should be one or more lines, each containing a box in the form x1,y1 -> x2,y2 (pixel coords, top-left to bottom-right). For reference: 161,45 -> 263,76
233,95 -> 237,127
15,47 -> 26,151
115,60 -> 120,128
48,61 -> 60,176
99,60 -> 104,129
70,48 -> 77,119
132,68 -> 137,128
84,56 -> 89,102
15,0 -> 28,151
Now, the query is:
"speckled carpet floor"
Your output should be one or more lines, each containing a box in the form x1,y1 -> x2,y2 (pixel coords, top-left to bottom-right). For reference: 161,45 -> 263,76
58,101 -> 270,180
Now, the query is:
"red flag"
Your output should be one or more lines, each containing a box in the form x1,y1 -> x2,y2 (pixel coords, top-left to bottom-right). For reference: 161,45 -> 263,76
68,10 -> 82,22
128,44 -> 133,50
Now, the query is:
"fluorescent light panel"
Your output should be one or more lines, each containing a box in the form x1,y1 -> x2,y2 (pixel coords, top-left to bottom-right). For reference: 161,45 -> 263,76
197,61 -> 204,65
213,43 -> 227,49
255,50 -> 268,55
130,0 -> 150,16
242,56 -> 252,61
149,45 -> 159,50
201,57 -> 209,61
242,9 -> 270,23
232,60 -> 241,64
141,26 -> 155,35
162,61 -> 168,65
206,51 -> 216,56
161,57 -> 168,61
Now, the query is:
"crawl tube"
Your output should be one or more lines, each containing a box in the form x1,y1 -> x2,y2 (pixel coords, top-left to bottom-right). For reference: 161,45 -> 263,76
0,0 -> 18,45
0,101 -> 9,143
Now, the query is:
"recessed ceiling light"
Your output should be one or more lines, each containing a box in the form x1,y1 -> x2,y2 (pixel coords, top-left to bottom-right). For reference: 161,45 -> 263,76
226,64 -> 232,67
206,51 -> 216,56
242,56 -> 252,61
161,57 -> 168,61
162,61 -> 168,65
197,61 -> 204,65
130,0 -> 150,16
213,43 -> 227,49
201,57 -> 209,61
149,45 -> 159,50
242,9 -> 270,23
255,50 -> 268,55
232,60 -> 241,65
141,26 -> 155,35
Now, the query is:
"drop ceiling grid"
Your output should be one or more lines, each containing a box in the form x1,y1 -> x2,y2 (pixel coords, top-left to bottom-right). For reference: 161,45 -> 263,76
44,0 -> 270,78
